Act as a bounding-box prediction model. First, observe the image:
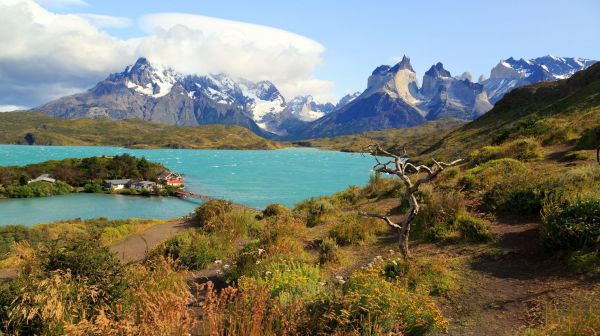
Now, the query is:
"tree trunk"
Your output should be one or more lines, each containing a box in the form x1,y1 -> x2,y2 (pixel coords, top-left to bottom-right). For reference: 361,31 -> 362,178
398,193 -> 419,259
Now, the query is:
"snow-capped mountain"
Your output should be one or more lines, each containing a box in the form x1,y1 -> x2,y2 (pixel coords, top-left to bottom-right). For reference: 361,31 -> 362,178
336,92 -> 361,108
287,95 -> 335,122
294,56 -> 493,139
32,55 -> 597,140
34,58 -> 292,135
481,55 -> 596,103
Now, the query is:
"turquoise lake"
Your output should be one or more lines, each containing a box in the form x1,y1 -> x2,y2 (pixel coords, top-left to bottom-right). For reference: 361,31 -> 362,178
0,145 -> 377,226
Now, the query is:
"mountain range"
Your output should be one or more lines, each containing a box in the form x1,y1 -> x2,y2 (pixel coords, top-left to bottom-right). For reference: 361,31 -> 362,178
33,55 -> 596,139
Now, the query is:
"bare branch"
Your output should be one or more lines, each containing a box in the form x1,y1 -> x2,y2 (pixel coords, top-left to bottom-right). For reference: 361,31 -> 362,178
362,144 -> 463,259
360,212 -> 402,229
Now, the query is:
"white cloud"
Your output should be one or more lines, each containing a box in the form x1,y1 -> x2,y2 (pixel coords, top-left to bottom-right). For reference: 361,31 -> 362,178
0,0 -> 136,107
0,105 -> 27,112
0,0 -> 335,108
78,14 -> 133,29
137,14 -> 334,102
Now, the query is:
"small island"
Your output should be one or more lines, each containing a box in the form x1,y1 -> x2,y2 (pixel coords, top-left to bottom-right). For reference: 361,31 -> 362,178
0,154 -> 184,199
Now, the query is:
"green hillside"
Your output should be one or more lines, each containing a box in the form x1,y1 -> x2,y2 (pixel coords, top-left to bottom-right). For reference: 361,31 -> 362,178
424,62 -> 600,159
0,112 -> 282,150
298,119 -> 465,155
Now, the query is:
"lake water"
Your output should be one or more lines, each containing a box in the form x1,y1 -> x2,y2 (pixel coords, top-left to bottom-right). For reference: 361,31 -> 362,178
0,145 -> 377,226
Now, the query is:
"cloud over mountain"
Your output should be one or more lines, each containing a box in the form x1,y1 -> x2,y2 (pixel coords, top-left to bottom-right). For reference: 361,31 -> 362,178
0,0 -> 334,107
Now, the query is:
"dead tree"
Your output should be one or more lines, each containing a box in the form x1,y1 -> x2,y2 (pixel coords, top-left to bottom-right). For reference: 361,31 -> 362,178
361,144 -> 462,259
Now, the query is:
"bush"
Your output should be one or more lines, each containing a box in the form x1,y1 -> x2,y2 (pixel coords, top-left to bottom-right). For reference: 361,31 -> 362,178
414,190 -> 466,242
310,267 -> 448,335
38,238 -> 129,308
306,198 -> 335,227
492,116 -> 552,145
328,212 -> 385,246
482,184 -> 544,216
560,150 -> 592,162
455,213 -> 493,243
262,203 -> 289,218
541,198 -> 600,251
318,237 -> 340,265
523,294 -> 600,336
3,181 -> 72,198
333,185 -> 363,205
461,159 -> 543,216
242,260 -> 322,305
468,138 -> 540,166
194,200 -> 233,231
576,125 -> 600,149
153,229 -> 228,270
363,173 -> 401,199
83,182 -> 104,193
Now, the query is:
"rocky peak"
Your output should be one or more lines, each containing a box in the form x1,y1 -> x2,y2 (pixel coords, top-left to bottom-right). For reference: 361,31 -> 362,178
336,91 -> 361,108
365,55 -> 421,105
390,55 -> 414,73
425,62 -> 451,78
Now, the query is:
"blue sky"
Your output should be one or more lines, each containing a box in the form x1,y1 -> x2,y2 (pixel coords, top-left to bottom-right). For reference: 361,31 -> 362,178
1,0 -> 599,109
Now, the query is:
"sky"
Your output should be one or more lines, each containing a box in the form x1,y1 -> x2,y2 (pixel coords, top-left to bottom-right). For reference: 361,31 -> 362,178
1,0 -> 599,111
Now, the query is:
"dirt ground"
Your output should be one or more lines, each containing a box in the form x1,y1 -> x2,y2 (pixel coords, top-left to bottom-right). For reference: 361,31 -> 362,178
110,219 -> 193,264
431,215 -> 598,335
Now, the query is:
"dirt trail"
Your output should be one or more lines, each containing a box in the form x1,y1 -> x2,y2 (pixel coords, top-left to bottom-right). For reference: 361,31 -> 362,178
111,219 -> 192,264
438,215 -> 597,335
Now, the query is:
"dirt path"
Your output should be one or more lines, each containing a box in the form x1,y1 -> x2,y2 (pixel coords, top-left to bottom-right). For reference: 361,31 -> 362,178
111,219 -> 193,264
438,215 -> 597,335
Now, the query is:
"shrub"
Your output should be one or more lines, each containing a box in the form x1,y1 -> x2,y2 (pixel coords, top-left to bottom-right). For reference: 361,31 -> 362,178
576,125 -> 600,149
38,238 -> 129,309
523,294 -> 600,336
468,138 -> 540,166
333,185 -> 363,205
455,213 -> 493,243
383,260 -> 408,280
482,184 -> 544,216
461,159 -> 543,216
194,200 -> 233,231
363,173 -> 400,199
153,229 -> 228,270
262,203 -> 289,218
83,183 -> 103,193
318,237 -> 340,265
460,158 -> 530,190
567,251 -> 600,274
226,208 -> 262,238
328,212 -> 385,246
306,198 -> 335,227
310,267 -> 448,335
492,117 -> 552,145
541,198 -> 600,251
242,260 -> 322,304
560,150 -> 592,162
414,190 -> 466,242
196,280 -> 305,335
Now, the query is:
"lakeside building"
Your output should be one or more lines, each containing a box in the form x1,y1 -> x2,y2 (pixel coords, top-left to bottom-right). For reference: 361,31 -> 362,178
130,180 -> 162,192
158,172 -> 184,187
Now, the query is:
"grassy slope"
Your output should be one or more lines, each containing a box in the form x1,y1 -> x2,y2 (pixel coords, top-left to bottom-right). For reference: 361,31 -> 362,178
298,118 -> 465,155
0,112 -> 282,150
424,62 -> 600,160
